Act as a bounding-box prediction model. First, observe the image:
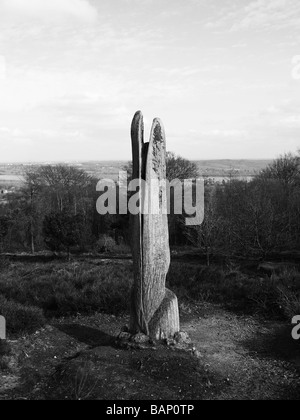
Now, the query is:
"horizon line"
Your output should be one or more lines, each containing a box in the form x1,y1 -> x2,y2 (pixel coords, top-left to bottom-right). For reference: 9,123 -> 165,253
0,158 -> 274,164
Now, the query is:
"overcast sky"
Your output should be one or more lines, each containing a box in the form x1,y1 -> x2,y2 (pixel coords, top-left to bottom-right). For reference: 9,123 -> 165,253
0,0 -> 299,162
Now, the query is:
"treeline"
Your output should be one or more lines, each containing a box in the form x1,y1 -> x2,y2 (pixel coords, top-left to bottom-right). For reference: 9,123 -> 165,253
0,165 -> 122,254
187,152 -> 300,264
0,152 -> 299,260
0,153 -> 199,255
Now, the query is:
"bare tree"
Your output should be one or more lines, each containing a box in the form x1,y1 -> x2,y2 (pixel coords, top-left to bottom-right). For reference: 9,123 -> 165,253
184,186 -> 222,266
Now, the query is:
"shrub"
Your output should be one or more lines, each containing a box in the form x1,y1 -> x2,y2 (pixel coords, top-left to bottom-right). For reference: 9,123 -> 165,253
0,339 -> 11,357
0,257 -> 10,271
0,339 -> 12,372
0,295 -> 46,335
1,258 -> 298,323
277,287 -> 300,319
167,262 -> 300,319
43,212 -> 85,253
95,236 -> 130,255
95,236 -> 117,254
272,268 -> 300,319
0,261 -> 133,318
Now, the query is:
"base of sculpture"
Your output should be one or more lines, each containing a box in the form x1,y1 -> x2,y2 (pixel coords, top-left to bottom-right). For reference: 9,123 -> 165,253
130,288 -> 180,341
149,289 -> 180,341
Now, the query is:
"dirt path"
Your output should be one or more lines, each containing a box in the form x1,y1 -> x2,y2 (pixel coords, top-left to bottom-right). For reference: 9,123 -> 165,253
1,304 -> 300,400
183,304 -> 300,400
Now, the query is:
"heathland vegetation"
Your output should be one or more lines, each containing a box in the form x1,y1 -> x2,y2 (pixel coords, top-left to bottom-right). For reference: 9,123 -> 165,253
0,152 -> 299,401
0,152 -> 299,338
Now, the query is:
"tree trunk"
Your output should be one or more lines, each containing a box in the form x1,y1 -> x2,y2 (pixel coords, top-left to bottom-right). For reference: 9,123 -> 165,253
130,111 -> 180,340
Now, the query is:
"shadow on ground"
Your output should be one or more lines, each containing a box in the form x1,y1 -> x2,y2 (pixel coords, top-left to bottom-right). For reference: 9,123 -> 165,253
240,323 -> 300,400
43,324 -> 228,400
2,308 -> 300,400
46,348 -> 228,400
56,324 -> 115,348
241,324 -> 300,368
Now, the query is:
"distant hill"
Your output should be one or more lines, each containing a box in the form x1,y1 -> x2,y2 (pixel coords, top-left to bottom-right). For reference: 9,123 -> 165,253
195,160 -> 271,177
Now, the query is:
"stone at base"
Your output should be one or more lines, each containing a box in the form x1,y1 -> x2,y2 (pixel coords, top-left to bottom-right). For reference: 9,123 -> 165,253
193,350 -> 203,359
118,332 -> 131,341
149,289 -> 180,341
174,331 -> 192,345
131,333 -> 150,344
121,326 -> 130,333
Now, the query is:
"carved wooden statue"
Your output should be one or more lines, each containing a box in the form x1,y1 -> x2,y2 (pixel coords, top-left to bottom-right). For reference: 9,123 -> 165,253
130,111 -> 180,340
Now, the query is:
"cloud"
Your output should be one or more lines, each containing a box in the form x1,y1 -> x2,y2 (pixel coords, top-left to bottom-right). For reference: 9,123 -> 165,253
152,64 -> 234,77
260,101 -> 300,128
205,0 -> 300,32
200,129 -> 248,138
231,0 -> 300,31
0,0 -> 98,23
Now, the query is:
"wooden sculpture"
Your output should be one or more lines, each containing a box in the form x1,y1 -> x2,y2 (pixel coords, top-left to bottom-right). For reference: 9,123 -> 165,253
130,111 -> 180,340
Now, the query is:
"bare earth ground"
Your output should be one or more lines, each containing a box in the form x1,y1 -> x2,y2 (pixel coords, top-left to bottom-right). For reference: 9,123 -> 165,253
0,303 -> 300,400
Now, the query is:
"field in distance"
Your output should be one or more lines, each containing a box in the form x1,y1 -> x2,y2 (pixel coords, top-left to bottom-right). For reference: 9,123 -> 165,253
0,159 -> 271,187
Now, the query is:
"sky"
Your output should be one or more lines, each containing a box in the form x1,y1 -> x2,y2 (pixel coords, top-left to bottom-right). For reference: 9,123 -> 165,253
0,0 -> 299,162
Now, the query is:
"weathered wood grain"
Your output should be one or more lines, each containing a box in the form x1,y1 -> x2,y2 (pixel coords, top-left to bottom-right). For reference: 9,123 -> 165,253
130,112 -> 180,340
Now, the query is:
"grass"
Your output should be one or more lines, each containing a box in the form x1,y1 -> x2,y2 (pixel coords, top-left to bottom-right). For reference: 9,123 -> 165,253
0,294 -> 46,335
74,362 -> 99,400
0,257 -> 299,337
274,268 -> 300,319
0,260 -> 133,336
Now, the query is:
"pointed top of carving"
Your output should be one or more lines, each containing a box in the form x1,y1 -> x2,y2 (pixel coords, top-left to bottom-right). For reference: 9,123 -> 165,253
131,111 -> 144,142
150,118 -> 166,146
134,110 -> 143,119
132,110 -> 143,127
131,111 -> 145,180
